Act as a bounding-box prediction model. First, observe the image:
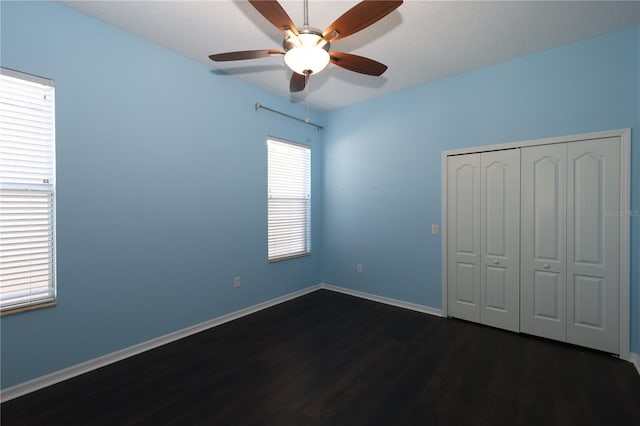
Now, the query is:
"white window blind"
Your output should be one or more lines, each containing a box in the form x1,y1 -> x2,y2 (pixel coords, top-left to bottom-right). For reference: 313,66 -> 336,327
267,138 -> 311,262
0,68 -> 56,312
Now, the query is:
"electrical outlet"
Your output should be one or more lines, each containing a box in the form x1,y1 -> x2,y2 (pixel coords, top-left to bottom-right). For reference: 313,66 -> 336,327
432,224 -> 439,235
357,264 -> 363,273
234,276 -> 241,288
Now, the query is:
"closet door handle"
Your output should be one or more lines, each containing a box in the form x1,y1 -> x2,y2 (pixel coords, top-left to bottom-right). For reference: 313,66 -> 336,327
493,260 -> 499,265
543,263 -> 550,269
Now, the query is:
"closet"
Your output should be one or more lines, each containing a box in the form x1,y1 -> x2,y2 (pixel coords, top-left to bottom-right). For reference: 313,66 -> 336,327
445,133 -> 624,354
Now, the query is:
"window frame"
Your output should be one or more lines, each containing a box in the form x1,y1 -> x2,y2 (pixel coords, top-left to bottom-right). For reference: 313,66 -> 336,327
267,137 -> 311,262
0,67 -> 57,315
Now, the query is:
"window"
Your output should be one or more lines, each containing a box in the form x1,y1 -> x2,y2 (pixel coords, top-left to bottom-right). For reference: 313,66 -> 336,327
0,68 -> 56,314
267,138 -> 311,261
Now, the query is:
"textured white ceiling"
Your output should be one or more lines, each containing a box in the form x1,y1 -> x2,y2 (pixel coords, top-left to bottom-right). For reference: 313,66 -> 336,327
60,1 -> 640,112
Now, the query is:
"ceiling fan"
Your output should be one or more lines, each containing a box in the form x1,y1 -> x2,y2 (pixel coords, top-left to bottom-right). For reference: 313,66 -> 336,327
209,0 -> 403,92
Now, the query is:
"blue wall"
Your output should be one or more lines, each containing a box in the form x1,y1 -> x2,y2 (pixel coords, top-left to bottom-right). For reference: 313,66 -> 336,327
0,1 -> 324,388
321,26 -> 640,353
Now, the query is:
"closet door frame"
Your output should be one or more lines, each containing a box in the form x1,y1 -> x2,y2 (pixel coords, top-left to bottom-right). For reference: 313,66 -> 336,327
441,128 -> 631,359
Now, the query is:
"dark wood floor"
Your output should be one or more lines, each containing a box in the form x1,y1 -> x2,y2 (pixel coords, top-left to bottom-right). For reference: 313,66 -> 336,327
2,289 -> 639,425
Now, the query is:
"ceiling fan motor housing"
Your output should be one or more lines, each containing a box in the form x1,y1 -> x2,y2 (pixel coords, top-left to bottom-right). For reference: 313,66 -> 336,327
283,26 -> 330,52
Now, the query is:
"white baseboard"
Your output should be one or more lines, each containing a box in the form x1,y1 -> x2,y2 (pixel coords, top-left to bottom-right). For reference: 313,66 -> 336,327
630,352 -> 640,376
0,284 -> 322,402
320,283 -> 444,317
1,283 -> 445,401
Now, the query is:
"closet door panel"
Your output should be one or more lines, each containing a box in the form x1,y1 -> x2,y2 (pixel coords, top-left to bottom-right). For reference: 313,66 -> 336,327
520,144 -> 567,341
567,137 -> 620,353
480,149 -> 520,332
533,271 -> 561,319
447,154 -> 481,322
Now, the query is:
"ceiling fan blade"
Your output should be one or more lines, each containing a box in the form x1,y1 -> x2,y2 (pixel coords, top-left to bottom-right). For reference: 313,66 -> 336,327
249,0 -> 299,36
209,49 -> 283,62
323,0 -> 402,42
330,52 -> 388,76
290,72 -> 307,92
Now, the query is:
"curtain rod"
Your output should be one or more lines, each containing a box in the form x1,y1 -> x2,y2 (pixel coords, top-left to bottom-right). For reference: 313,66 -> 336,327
255,103 -> 324,131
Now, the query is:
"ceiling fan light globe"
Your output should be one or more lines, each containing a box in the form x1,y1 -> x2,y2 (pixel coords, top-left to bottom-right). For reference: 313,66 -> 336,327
284,46 -> 330,75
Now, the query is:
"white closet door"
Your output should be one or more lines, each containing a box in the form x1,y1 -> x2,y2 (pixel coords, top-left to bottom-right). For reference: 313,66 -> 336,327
520,144 -> 567,341
480,149 -> 520,332
567,137 -> 620,353
447,154 -> 481,322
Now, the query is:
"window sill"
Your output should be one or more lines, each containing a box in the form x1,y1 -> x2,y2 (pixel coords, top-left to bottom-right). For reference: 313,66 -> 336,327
268,252 -> 311,263
1,301 -> 57,316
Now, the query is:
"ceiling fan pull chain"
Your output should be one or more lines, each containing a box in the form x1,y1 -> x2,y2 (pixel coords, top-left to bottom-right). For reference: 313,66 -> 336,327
305,72 -> 311,123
